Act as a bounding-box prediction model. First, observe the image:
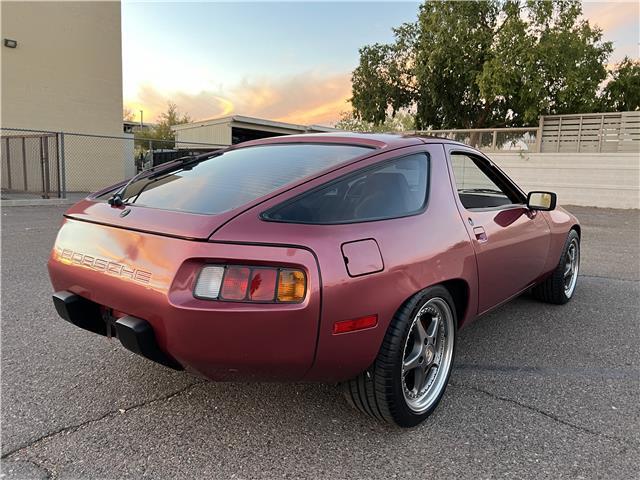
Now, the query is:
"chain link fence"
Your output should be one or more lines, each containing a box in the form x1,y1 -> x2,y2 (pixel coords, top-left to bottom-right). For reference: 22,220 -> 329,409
1,127 -> 223,199
0,130 -> 63,198
412,127 -> 539,152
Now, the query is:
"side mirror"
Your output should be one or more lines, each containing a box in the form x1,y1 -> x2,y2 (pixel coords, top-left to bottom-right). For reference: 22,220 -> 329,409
527,191 -> 557,211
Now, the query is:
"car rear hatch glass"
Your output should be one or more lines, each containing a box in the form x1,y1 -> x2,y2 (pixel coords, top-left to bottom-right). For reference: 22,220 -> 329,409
103,143 -> 371,215
69,143 -> 372,239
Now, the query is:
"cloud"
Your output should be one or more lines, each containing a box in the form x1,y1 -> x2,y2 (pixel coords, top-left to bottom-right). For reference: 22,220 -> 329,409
582,1 -> 639,32
124,71 -> 352,126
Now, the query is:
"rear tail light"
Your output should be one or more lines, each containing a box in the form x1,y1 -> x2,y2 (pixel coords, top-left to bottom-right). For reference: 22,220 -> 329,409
194,265 -> 306,303
193,266 -> 225,299
277,269 -> 306,302
249,268 -> 278,301
220,266 -> 250,300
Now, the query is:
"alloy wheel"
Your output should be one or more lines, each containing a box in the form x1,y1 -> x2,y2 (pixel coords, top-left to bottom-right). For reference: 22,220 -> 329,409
401,297 -> 454,413
563,238 -> 580,297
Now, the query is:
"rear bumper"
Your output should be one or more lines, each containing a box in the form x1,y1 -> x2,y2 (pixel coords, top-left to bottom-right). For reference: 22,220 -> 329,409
53,291 -> 183,370
47,219 -> 322,381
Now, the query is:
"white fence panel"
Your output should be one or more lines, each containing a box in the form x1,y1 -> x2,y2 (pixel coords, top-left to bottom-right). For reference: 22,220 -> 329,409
416,111 -> 639,153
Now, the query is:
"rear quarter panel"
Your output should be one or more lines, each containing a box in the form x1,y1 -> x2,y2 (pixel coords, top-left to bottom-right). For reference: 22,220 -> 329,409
212,144 -> 478,382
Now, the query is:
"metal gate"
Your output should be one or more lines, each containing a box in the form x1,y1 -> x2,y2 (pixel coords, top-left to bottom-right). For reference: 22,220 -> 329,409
1,131 -> 63,198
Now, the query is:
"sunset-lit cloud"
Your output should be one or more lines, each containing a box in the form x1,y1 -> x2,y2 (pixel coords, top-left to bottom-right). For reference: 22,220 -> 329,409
124,72 -> 352,126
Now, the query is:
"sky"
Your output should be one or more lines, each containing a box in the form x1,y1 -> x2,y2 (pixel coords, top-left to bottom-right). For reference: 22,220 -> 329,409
122,1 -> 640,126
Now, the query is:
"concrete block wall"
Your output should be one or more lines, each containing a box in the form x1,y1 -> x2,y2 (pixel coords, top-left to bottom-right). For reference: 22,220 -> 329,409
489,152 -> 640,209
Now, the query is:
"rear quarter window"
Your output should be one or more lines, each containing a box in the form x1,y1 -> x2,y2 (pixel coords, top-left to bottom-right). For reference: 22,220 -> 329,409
263,153 -> 429,224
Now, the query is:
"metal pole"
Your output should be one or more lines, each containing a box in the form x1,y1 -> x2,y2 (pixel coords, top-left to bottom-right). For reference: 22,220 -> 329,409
22,136 -> 27,191
535,116 -> 544,153
576,115 -> 583,153
598,115 -> 604,153
491,130 -> 497,151
59,132 -> 67,198
5,137 -> 12,190
39,136 -> 47,198
55,133 -> 62,197
43,136 -> 51,199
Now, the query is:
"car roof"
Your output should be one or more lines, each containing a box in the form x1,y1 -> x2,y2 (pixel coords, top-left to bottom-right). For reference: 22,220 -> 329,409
236,132 -> 470,151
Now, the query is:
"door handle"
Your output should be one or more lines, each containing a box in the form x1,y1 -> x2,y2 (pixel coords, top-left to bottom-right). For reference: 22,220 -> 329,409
473,226 -> 488,243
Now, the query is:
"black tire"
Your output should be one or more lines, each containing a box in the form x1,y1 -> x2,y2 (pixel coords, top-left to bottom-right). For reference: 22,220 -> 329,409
532,229 -> 580,305
341,285 -> 457,428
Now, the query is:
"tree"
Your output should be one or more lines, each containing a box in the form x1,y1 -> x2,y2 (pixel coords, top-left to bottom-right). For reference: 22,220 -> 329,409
134,102 -> 191,150
150,102 -> 191,142
601,58 -> 640,112
335,111 -> 415,132
123,107 -> 135,122
350,0 -> 615,129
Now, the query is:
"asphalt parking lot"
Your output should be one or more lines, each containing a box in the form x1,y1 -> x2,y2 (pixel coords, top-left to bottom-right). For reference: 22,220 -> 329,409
1,204 -> 638,479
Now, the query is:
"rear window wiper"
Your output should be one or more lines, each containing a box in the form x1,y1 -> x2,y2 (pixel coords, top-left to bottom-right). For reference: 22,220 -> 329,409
108,151 -> 222,207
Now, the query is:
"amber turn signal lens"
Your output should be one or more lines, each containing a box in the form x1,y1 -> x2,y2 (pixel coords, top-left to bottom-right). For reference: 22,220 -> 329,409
277,269 -> 306,302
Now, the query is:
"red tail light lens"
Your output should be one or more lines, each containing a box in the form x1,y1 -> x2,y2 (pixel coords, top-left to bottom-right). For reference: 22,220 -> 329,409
194,265 -> 306,303
248,269 -> 278,301
220,266 -> 250,300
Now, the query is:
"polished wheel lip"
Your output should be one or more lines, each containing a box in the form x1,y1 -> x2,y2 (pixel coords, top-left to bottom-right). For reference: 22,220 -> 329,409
401,297 -> 454,414
563,238 -> 580,298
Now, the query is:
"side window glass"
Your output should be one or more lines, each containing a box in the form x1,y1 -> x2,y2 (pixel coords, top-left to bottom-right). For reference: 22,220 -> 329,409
450,153 -> 517,210
265,154 -> 429,224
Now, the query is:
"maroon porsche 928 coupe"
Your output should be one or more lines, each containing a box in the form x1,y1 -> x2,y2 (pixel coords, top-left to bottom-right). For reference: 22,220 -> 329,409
49,133 -> 580,427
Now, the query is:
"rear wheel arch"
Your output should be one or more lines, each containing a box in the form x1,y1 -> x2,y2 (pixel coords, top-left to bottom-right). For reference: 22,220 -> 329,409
384,279 -> 468,336
342,283 -> 458,426
439,279 -> 469,329
382,279 -> 468,336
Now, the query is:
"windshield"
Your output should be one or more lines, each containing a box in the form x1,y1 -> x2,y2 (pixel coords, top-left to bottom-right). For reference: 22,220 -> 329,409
116,143 -> 372,215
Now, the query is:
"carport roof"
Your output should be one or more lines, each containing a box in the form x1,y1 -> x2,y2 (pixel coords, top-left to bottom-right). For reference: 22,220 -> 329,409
171,115 -> 339,133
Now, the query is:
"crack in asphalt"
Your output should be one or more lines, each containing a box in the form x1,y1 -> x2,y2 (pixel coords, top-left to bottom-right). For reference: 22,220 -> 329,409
0,380 -> 206,461
451,383 -> 639,450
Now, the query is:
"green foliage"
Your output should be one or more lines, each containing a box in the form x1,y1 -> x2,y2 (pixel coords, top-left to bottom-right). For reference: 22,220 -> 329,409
351,23 -> 418,126
351,0 -> 618,129
334,111 -> 415,132
150,102 -> 191,142
601,58 -> 640,112
134,103 -> 191,150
